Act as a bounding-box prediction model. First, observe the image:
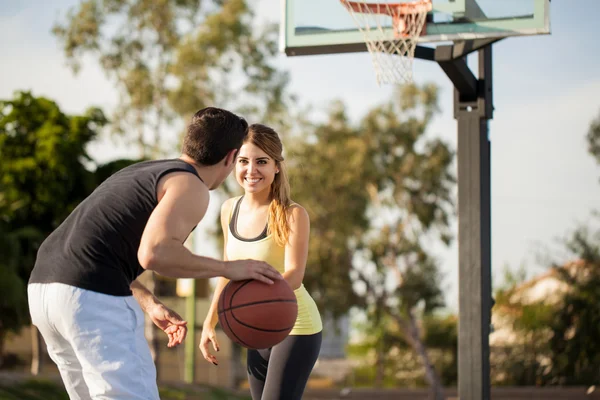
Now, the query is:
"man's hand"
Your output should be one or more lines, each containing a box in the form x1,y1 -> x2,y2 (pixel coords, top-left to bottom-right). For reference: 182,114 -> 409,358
147,303 -> 188,348
224,259 -> 283,284
199,325 -> 220,365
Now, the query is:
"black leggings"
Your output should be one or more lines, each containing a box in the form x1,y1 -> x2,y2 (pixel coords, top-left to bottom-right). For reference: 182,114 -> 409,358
246,332 -> 322,400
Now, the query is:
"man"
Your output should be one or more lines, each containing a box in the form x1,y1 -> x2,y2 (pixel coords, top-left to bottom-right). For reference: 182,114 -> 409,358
28,107 -> 282,400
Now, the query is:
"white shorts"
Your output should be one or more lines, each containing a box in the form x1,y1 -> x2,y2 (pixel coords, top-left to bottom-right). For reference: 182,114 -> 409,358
28,283 -> 160,400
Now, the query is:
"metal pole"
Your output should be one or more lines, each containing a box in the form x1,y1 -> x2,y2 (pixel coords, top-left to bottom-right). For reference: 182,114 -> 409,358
183,234 -> 197,384
184,279 -> 196,383
454,46 -> 492,400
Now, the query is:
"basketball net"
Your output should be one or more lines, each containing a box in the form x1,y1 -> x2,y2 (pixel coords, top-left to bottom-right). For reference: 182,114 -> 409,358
340,0 -> 432,85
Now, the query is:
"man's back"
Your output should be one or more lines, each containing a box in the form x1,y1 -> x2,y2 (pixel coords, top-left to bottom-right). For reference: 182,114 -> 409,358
29,159 -> 200,296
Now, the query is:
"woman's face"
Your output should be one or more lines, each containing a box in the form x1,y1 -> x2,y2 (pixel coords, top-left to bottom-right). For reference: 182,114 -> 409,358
236,142 -> 278,194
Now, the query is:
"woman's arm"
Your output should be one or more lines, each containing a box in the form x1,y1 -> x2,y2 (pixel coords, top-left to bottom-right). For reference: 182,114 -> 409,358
283,204 -> 310,290
200,198 -> 236,364
203,198 -> 234,329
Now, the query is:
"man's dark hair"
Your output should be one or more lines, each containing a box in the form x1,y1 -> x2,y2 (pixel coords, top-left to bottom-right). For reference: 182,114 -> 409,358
182,107 -> 248,165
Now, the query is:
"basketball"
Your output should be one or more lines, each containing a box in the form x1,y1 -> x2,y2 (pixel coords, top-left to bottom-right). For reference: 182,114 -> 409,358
217,278 -> 298,349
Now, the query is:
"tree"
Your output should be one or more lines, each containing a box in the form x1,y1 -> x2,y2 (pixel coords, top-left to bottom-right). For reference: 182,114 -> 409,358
350,84 -> 453,399
489,105 -> 600,386
587,110 -> 600,168
287,100 -> 371,317
0,92 -> 103,224
494,225 -> 600,386
548,222 -> 600,385
0,91 -> 104,366
0,215 -> 40,367
491,267 -> 555,386
347,309 -> 458,388
289,84 -> 454,398
52,0 -> 292,157
422,314 -> 458,386
544,109 -> 600,384
0,91 -> 139,370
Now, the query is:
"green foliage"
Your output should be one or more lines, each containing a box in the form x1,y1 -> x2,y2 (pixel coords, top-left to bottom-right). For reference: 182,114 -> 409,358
492,265 -> 555,386
360,84 -> 454,241
422,314 -> 457,350
0,92 -> 107,354
0,92 -> 105,227
351,84 -> 453,394
422,315 -> 458,386
493,308 -> 554,385
495,263 -> 529,293
53,0 -> 292,156
287,101 -> 369,316
491,219 -> 600,386
289,85 -> 453,393
287,84 -> 453,323
0,379 -> 70,400
0,378 -> 251,400
354,84 -> 453,322
515,302 -> 555,333
587,109 -> 600,167
347,314 -> 458,387
548,222 -> 600,385
0,224 -> 42,337
349,85 -> 453,394
0,91 -> 140,363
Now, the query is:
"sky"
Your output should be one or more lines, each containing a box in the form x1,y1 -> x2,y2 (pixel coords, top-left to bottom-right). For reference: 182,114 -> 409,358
1,0 -> 599,312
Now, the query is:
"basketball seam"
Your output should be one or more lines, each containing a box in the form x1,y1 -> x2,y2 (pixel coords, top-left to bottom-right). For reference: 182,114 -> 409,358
231,279 -> 253,300
219,282 -> 253,348
230,306 -> 296,332
222,309 -> 254,348
217,298 -> 297,314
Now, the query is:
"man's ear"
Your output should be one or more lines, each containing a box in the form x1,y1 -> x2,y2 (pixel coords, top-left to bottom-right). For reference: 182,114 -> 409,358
225,148 -> 238,167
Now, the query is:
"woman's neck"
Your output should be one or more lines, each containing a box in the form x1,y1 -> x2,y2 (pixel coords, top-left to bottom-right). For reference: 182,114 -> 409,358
243,190 -> 271,210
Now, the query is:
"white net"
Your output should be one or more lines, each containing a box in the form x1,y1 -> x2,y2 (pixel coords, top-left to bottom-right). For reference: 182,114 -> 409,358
340,0 -> 432,85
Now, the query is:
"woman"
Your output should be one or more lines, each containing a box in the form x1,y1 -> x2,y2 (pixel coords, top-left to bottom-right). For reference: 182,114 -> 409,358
200,124 -> 323,400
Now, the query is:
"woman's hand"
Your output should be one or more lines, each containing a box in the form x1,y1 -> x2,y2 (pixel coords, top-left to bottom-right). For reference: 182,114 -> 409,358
199,325 -> 220,365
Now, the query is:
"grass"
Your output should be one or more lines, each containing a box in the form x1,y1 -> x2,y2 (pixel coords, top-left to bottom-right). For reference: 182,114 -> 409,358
0,378 -> 251,400
0,379 -> 69,400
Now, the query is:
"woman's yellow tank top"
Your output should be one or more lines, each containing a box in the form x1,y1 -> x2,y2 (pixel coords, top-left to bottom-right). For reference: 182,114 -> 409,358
225,197 -> 322,335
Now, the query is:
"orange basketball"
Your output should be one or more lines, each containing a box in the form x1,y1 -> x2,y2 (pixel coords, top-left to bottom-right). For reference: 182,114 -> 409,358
217,279 -> 298,349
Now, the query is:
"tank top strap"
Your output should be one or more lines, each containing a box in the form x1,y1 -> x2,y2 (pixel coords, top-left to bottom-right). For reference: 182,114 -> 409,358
227,196 -> 243,224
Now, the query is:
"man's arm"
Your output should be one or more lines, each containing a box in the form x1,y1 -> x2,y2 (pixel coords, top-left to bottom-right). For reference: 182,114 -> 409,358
130,278 -> 161,312
131,278 -> 187,348
137,172 -> 282,283
137,172 -> 222,278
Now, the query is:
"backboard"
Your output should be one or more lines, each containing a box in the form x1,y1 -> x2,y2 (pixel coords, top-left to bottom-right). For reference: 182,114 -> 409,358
280,0 -> 551,56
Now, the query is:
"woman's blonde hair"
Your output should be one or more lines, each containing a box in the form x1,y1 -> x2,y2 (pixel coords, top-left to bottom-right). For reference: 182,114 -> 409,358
245,124 -> 291,247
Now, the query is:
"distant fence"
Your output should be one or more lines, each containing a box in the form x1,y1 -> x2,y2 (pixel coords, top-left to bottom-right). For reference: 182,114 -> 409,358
303,387 -> 600,400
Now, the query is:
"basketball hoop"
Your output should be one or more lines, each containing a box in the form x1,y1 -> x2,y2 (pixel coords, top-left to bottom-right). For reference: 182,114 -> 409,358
340,0 -> 432,85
